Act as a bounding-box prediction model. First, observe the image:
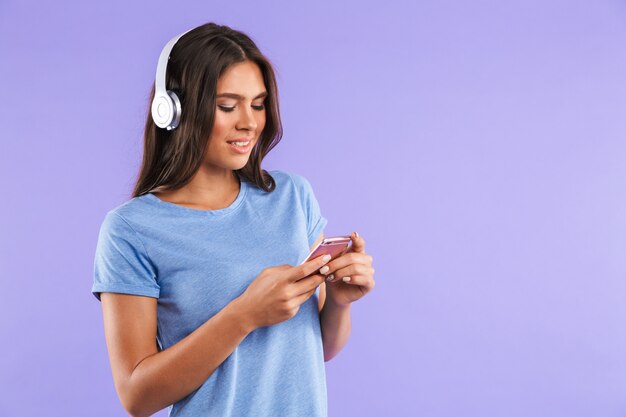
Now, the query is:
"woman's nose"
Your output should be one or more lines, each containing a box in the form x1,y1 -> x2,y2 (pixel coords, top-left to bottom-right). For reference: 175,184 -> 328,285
237,106 -> 257,131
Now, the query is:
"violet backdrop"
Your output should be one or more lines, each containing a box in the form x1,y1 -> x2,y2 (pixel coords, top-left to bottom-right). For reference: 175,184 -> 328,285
1,0 -> 626,416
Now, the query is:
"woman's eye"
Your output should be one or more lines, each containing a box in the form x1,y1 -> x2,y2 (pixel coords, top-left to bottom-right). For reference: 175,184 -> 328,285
218,104 -> 265,113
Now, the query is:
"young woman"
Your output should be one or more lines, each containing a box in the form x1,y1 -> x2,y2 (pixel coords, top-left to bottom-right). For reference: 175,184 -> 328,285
92,22 -> 375,417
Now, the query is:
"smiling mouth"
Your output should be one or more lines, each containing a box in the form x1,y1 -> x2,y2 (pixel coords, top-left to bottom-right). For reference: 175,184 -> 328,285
227,140 -> 252,147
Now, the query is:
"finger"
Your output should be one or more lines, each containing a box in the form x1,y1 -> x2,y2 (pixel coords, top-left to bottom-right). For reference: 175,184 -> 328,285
348,231 -> 366,254
290,254 -> 332,282
293,273 -> 326,296
292,284 -> 319,306
325,252 -> 373,274
331,274 -> 376,292
327,265 -> 374,283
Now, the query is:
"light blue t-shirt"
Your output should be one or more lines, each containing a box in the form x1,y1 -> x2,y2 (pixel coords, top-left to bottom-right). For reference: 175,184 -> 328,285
92,170 -> 329,417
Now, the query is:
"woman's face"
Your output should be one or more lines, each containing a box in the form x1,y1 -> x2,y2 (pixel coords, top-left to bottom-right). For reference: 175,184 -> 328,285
205,60 -> 267,172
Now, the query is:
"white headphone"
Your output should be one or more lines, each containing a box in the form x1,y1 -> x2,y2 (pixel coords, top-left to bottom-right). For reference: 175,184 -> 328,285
151,28 -> 193,130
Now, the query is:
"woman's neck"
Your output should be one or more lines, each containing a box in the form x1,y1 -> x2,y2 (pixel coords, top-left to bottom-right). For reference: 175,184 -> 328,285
153,168 -> 240,211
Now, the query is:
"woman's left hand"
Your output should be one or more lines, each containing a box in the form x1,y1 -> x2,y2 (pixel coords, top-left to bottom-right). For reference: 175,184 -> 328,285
323,232 -> 375,307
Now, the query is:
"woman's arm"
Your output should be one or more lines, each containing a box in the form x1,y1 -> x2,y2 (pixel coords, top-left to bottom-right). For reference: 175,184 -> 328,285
319,294 -> 352,362
100,254 -> 331,417
311,232 -> 353,362
101,293 -> 253,417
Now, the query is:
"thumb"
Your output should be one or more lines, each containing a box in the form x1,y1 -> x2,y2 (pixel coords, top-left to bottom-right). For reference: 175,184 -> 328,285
348,231 -> 366,253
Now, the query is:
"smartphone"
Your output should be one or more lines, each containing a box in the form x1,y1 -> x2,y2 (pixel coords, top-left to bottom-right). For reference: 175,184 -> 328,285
300,236 -> 352,266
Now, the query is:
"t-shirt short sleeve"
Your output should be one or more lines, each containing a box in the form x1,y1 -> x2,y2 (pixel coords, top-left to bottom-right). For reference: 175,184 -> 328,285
288,173 -> 329,248
91,212 -> 160,301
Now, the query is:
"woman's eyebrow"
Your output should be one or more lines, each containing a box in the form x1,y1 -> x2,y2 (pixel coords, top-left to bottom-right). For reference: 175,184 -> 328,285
216,92 -> 268,99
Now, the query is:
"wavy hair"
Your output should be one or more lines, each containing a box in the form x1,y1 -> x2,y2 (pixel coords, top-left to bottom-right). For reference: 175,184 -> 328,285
132,22 -> 282,197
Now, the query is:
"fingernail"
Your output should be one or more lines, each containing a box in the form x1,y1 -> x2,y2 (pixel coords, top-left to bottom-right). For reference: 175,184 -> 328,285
326,274 -> 334,282
319,265 -> 330,274
354,232 -> 359,239
322,254 -> 331,262
343,276 -> 351,282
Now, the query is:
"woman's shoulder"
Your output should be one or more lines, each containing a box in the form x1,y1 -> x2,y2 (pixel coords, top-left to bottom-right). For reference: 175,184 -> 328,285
97,194 -> 155,231
266,170 -> 322,207
268,169 -> 312,189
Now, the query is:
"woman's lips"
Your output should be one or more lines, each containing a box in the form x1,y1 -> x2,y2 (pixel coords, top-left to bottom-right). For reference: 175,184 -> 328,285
227,140 -> 253,154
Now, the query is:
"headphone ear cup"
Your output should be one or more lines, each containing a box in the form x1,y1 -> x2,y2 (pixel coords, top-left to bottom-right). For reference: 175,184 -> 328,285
166,90 -> 182,130
152,92 -> 174,129
151,90 -> 182,130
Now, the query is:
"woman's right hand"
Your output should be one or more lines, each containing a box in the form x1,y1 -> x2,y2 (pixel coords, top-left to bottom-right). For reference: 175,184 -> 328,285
236,254 -> 332,330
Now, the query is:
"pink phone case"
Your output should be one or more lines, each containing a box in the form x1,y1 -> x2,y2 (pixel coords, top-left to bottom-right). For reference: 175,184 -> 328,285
300,236 -> 352,265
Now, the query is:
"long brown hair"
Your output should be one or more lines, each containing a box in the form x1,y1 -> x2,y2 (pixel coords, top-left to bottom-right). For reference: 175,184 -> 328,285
132,22 -> 283,197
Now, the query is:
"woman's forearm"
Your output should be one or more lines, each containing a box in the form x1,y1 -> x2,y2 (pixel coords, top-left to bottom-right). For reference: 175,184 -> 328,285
124,297 -> 254,417
319,300 -> 352,361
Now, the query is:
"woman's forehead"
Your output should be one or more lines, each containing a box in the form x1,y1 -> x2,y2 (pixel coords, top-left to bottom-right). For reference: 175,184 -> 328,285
217,61 -> 266,96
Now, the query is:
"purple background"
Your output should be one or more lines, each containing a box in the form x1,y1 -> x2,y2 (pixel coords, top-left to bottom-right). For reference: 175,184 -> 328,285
1,1 -> 626,416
